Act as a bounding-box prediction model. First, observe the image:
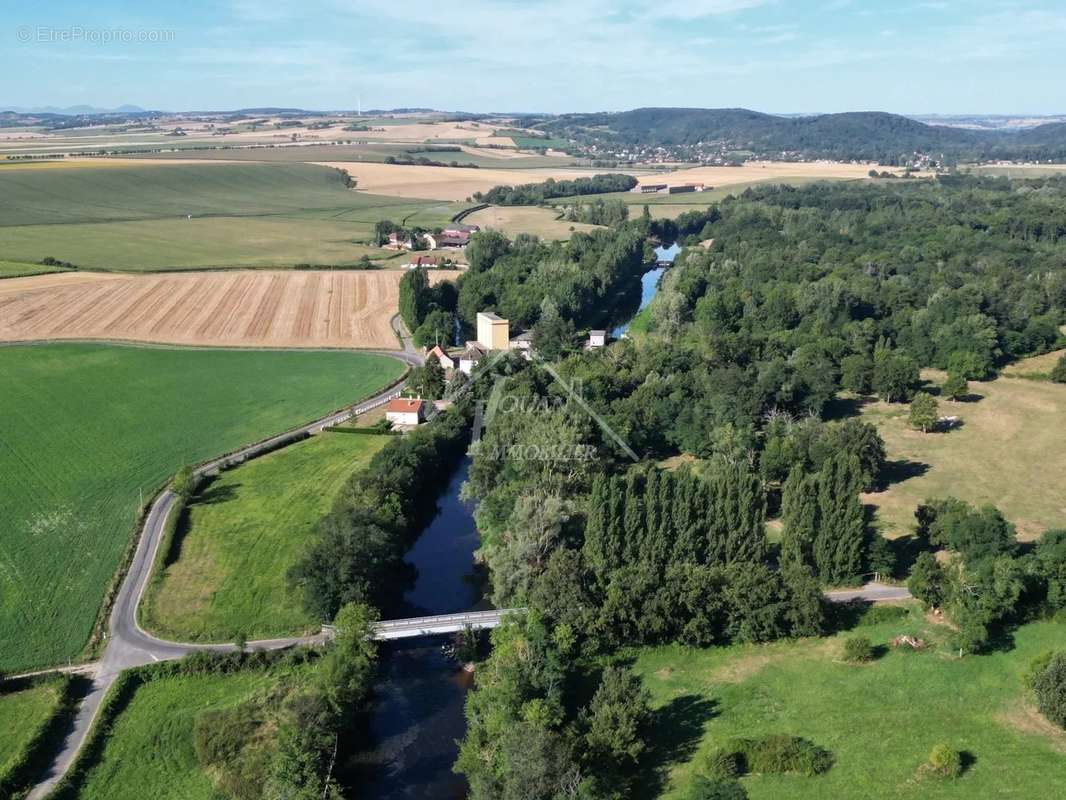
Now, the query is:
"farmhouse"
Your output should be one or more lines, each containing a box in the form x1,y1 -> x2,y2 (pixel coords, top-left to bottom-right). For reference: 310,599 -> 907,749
437,230 -> 471,247
427,344 -> 456,370
443,222 -> 480,235
459,341 -> 487,375
385,397 -> 425,427
509,330 -> 534,359
476,311 -> 510,350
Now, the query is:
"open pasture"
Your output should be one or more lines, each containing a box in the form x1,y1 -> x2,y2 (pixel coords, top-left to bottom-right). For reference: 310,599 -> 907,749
635,612 -> 1066,799
860,366 -> 1066,540
636,161 -> 917,189
142,431 -> 389,642
0,343 -> 405,672
462,205 -> 601,239
0,268 -> 460,349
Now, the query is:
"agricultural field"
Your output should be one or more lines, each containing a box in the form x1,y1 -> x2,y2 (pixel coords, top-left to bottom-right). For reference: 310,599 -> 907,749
860,366 -> 1066,540
0,343 -> 406,672
142,431 -> 390,642
0,269 -> 459,349
0,676 -> 67,784
462,205 -> 601,240
0,161 -> 465,270
0,259 -> 65,279
634,609 -> 1066,800
314,160 -> 622,201
71,669 -> 276,800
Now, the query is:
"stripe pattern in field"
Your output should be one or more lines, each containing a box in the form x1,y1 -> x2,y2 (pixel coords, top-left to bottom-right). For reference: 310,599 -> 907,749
0,269 -> 459,349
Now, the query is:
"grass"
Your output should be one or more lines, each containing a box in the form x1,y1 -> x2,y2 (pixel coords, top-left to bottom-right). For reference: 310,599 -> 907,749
632,608 -> 1066,799
0,677 -> 66,783
142,431 -> 390,641
72,669 -> 275,800
462,205 -> 600,240
859,367 -> 1066,540
0,259 -> 65,278
0,162 -> 464,270
0,343 -> 405,672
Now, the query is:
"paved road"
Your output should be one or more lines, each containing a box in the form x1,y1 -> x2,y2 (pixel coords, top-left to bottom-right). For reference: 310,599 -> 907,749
825,582 -> 913,603
28,327 -> 423,799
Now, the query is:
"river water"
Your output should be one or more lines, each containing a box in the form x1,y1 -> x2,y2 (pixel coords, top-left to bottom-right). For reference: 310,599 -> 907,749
610,242 -> 679,338
346,458 -> 481,800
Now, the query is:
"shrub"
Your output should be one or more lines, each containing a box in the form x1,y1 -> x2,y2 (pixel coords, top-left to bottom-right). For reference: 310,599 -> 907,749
925,743 -> 963,778
722,734 -> 833,777
1024,650 -> 1060,691
1051,354 -> 1066,384
685,776 -> 748,800
704,748 -> 741,779
1033,652 -> 1066,729
843,635 -> 874,663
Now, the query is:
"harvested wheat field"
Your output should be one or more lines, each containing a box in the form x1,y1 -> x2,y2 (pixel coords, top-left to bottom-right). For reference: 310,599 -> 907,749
638,161 -> 922,189
315,161 -> 612,200
0,269 -> 459,349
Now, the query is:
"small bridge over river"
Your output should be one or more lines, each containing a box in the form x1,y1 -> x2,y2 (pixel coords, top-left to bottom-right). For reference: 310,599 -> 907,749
372,608 -> 524,640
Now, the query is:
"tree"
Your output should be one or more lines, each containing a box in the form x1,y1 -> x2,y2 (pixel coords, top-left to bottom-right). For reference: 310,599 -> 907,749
465,229 -> 511,273
812,454 -> 866,585
408,358 -> 445,400
942,371 -> 969,401
1051,354 -> 1066,384
685,777 -> 748,800
171,465 -> 197,500
840,353 -> 873,395
318,602 -> 378,713
925,743 -> 963,779
1033,652 -> 1066,729
842,635 -> 874,663
872,350 -> 919,403
398,267 -> 430,330
583,667 -> 652,764
532,296 -> 576,360
908,552 -> 946,609
908,391 -> 939,433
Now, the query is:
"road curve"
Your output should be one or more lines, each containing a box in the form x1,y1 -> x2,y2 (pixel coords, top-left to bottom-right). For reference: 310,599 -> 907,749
28,329 -> 422,799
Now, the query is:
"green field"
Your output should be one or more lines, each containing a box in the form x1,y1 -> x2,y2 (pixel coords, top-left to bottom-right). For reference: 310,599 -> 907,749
633,609 -> 1066,799
0,259 -> 65,278
0,677 -> 66,784
0,162 -> 465,270
73,670 -> 274,800
142,431 -> 390,642
0,343 -> 405,672
860,369 -> 1066,540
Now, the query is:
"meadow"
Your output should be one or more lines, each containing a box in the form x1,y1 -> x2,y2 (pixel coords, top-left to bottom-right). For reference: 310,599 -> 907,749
0,343 -> 405,672
633,607 -> 1066,799
0,162 -> 464,270
71,669 -> 275,800
462,205 -> 601,239
142,431 -> 390,642
0,676 -> 67,785
0,259 -> 64,279
860,366 -> 1066,540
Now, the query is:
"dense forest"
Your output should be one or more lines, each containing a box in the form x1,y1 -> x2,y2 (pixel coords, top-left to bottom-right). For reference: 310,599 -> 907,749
452,174 -> 1066,799
473,173 -> 637,205
536,107 -> 1066,163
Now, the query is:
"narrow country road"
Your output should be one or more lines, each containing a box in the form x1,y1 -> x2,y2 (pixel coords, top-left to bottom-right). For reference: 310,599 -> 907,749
28,323 -> 423,799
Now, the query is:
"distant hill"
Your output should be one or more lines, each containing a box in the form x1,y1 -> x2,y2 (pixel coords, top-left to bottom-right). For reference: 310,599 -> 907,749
538,107 -> 1066,164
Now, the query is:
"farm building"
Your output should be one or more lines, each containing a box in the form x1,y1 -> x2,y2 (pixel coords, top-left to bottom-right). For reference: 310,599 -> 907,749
408,255 -> 441,268
639,183 -> 668,193
667,184 -> 697,194
386,398 -> 425,427
427,344 -> 456,370
437,230 -> 471,247
476,311 -> 510,350
459,341 -> 487,375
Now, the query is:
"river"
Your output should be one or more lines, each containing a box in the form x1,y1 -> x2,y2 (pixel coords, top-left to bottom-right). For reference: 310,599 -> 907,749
345,458 -> 481,800
610,242 -> 679,338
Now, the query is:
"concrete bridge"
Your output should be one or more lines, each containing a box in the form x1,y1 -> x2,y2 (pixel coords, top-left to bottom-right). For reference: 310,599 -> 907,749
373,608 -> 523,640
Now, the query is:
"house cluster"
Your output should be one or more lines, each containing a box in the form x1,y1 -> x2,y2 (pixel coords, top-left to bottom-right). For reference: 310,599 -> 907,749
388,313 -> 608,429
387,222 -> 481,253
634,182 -> 706,194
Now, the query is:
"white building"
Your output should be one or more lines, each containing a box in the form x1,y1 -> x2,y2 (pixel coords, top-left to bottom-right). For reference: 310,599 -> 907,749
588,330 -> 607,349
385,398 -> 425,427
426,344 -> 455,371
459,341 -> 487,375
476,312 -> 510,350
509,330 -> 534,359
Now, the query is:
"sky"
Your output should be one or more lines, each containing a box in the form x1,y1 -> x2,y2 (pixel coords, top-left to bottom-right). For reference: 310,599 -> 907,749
2,0 -> 1065,115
